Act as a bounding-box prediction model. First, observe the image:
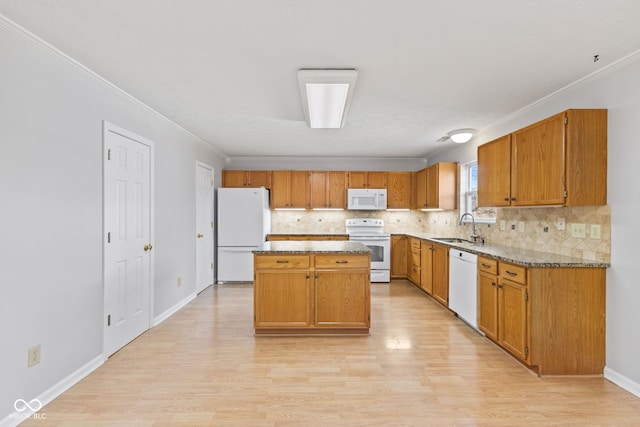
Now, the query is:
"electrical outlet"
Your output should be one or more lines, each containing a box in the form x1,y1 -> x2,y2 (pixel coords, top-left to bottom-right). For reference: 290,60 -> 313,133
557,217 -> 566,231
511,223 -> 516,230
500,220 -> 506,231
591,224 -> 601,240
570,223 -> 587,238
177,277 -> 182,287
518,221 -> 525,232
28,345 -> 41,368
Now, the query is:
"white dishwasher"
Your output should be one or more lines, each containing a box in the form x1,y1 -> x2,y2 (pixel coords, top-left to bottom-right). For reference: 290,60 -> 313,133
449,248 -> 482,333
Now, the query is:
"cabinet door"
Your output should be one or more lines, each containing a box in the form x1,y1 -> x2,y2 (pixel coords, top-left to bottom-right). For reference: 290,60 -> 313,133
289,171 -> 310,208
498,278 -> 529,362
327,171 -> 347,208
425,165 -> 439,208
390,235 -> 407,278
367,172 -> 387,188
420,242 -> 433,295
477,135 -> 512,207
315,270 -> 370,327
478,272 -> 498,341
415,168 -> 427,209
270,171 -> 290,208
254,270 -> 311,327
309,171 -> 328,208
222,170 -> 246,188
246,171 -> 271,189
431,244 -> 449,306
426,163 -> 457,210
387,172 -> 412,209
511,112 -> 565,206
348,172 -> 367,188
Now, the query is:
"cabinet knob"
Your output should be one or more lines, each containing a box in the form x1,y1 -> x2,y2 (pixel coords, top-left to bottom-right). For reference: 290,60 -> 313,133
511,197 -> 516,201
491,281 -> 497,286
504,197 -> 510,201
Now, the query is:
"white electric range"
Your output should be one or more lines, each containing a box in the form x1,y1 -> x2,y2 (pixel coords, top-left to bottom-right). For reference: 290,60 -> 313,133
345,218 -> 390,283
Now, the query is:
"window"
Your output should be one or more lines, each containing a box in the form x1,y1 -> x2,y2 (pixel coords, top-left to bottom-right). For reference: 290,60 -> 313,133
460,161 -> 496,223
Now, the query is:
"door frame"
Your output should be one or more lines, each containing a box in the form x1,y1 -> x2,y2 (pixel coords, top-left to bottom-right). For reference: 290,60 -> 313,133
195,161 -> 214,293
102,120 -> 155,356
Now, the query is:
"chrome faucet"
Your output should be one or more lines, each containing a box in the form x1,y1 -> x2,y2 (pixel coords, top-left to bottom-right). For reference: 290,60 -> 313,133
459,212 -> 480,243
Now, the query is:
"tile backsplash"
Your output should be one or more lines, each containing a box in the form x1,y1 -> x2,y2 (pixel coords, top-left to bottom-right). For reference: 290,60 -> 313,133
271,205 -> 611,262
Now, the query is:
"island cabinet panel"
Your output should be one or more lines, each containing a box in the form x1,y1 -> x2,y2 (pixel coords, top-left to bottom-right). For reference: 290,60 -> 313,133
254,250 -> 370,335
315,270 -> 369,328
254,270 -> 312,328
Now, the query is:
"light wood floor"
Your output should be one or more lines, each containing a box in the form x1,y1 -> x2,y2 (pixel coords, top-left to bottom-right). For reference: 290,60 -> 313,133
24,280 -> 640,426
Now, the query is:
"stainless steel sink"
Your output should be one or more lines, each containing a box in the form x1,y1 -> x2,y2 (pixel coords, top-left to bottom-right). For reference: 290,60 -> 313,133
429,237 -> 471,243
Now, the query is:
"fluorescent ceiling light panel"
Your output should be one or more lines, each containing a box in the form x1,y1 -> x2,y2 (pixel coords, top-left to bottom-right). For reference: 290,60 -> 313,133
298,69 -> 358,129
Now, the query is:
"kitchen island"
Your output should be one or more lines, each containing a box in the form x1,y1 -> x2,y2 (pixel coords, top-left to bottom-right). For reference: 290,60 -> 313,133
253,241 -> 371,335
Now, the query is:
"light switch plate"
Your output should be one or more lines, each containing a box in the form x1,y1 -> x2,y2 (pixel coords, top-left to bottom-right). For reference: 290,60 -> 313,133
500,220 -> 506,231
570,223 -> 587,238
591,224 -> 601,240
518,221 -> 525,232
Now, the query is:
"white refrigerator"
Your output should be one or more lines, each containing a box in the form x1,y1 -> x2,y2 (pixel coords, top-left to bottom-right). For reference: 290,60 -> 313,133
217,187 -> 271,282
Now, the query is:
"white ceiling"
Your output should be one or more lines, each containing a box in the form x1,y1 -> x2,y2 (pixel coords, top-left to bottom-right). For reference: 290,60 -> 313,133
2,0 -> 640,158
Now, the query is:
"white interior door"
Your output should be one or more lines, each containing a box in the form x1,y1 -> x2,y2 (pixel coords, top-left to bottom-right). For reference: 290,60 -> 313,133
103,122 -> 153,357
196,162 -> 214,293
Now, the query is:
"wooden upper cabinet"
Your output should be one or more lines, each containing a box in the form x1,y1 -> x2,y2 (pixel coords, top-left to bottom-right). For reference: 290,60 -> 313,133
414,163 -> 457,210
222,170 -> 272,188
271,171 -> 310,209
477,109 -> 607,207
512,113 -> 566,206
348,171 -> 387,188
309,171 -> 347,209
386,172 -> 412,209
477,135 -> 512,207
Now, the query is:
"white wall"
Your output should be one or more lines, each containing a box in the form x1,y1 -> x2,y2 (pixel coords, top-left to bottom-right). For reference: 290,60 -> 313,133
430,53 -> 640,395
0,17 -> 227,421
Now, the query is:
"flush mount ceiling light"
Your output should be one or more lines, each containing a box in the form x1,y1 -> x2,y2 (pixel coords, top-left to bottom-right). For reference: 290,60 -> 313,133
448,128 -> 476,143
297,68 -> 358,129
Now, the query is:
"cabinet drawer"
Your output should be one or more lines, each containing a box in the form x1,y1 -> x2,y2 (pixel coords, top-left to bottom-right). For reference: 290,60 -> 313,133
410,238 -> 421,250
255,255 -> 310,269
315,255 -> 370,269
499,262 -> 527,284
478,257 -> 498,274
410,248 -> 421,267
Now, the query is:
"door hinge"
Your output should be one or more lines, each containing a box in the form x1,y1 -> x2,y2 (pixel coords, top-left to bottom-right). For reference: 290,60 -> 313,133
564,116 -> 568,125
210,262 -> 214,269
107,149 -> 111,160
525,346 -> 529,356
525,292 -> 529,302
107,314 -> 111,326
211,179 -> 214,186
211,221 -> 214,228
107,232 -> 111,243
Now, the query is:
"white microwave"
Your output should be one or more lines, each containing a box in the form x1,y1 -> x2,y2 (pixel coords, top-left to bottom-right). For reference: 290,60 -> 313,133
347,188 -> 387,210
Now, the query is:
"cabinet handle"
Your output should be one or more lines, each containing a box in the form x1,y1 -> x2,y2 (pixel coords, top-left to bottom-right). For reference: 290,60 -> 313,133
504,197 -> 510,201
481,263 -> 492,268
505,270 -> 518,276
276,260 -> 289,263
511,197 -> 516,201
497,283 -> 503,288
335,260 -> 349,264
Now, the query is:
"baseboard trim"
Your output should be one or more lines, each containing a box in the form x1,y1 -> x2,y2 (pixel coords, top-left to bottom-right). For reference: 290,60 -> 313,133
152,292 -> 196,327
604,366 -> 640,397
1,355 -> 104,427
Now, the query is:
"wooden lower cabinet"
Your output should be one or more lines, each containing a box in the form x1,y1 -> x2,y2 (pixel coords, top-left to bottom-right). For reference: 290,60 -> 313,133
254,253 -> 370,334
407,238 -> 421,287
431,243 -> 449,306
477,256 -> 606,375
390,235 -> 408,279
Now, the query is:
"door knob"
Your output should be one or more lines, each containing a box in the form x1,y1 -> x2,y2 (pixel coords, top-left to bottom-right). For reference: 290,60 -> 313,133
144,244 -> 151,251
197,233 -> 204,238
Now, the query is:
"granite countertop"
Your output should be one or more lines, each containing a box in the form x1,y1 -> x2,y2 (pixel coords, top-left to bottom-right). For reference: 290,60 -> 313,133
254,241 -> 371,255
406,233 -> 609,268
